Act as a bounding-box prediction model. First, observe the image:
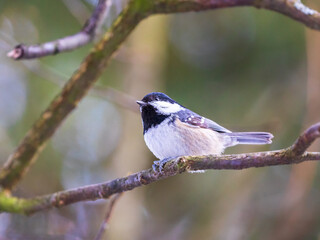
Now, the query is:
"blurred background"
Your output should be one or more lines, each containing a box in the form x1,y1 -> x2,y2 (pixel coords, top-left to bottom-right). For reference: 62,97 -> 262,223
0,0 -> 319,239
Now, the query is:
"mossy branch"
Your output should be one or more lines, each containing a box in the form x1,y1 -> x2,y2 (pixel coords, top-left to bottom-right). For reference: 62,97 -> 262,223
0,123 -> 319,215
1,0 -> 320,191
0,0 -> 149,190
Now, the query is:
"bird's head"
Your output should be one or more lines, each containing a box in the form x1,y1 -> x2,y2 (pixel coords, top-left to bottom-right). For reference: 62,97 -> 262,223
137,92 -> 183,116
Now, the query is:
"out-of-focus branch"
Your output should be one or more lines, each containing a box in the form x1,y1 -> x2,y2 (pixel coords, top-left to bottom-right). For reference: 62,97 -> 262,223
0,123 -> 319,215
1,25 -> 138,112
25,61 -> 138,112
0,0 -> 148,191
93,193 -> 122,240
7,0 -> 320,60
7,0 -> 111,60
62,0 -> 91,24
1,0 -> 319,190
91,85 -> 138,112
153,0 -> 320,31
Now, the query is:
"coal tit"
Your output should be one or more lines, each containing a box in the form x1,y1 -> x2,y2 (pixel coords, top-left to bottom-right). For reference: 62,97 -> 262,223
137,92 -> 273,168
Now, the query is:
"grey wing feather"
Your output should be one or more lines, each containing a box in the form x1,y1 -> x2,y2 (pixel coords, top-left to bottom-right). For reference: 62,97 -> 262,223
203,118 -> 231,133
177,110 -> 231,133
176,110 -> 273,146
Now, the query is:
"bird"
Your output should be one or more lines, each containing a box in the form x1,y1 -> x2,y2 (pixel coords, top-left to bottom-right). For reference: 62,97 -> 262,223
137,92 -> 273,170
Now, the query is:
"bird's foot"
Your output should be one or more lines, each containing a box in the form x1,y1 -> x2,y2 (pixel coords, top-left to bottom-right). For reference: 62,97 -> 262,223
152,158 -> 172,173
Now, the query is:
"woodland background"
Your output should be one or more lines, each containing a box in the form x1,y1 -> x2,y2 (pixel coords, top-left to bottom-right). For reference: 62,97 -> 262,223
0,0 -> 320,239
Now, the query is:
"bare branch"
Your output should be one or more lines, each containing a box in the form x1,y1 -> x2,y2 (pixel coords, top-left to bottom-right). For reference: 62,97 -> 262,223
93,193 -> 122,240
0,123 -> 319,215
7,0 -> 111,60
153,0 -> 320,31
290,123 -> 320,155
7,0 -> 320,60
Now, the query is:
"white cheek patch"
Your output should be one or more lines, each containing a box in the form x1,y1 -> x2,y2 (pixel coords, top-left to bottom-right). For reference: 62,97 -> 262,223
151,101 -> 183,115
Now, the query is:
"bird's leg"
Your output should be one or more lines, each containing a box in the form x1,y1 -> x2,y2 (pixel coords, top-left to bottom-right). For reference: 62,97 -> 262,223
152,158 -> 172,172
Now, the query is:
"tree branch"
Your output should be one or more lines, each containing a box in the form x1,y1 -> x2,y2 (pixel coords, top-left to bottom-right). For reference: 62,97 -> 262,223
0,0 -> 148,190
1,0 -> 319,191
153,0 -> 320,30
290,123 -> 320,155
0,123 -> 319,215
12,56 -> 139,112
7,0 -> 111,60
7,0 -> 320,60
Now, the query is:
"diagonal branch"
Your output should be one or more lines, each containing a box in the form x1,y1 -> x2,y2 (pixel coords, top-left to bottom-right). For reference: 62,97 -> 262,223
0,0 -> 149,191
0,123 -> 319,215
1,0 -> 320,191
7,0 -> 111,60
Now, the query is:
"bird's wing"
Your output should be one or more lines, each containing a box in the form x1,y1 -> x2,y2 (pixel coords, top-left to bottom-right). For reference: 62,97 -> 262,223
176,111 -> 231,133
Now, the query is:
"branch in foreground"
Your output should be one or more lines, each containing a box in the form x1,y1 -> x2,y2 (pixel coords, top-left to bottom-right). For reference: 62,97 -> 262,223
1,0 -> 320,190
0,123 -> 319,215
7,0 -> 111,60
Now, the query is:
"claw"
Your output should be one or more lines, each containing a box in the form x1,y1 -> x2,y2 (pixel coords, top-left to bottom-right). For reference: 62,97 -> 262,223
152,161 -> 160,172
152,158 -> 171,173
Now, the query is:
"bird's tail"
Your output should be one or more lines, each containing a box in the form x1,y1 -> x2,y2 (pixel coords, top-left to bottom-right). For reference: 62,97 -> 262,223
223,132 -> 273,147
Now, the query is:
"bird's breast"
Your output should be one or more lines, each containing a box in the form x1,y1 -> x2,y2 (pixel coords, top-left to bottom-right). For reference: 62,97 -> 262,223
144,118 -> 225,159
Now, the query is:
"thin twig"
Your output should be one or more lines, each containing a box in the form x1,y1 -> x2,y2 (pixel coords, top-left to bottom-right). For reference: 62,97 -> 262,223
25,61 -> 138,112
0,123 -> 319,215
93,193 -> 122,240
7,0 -> 111,60
0,30 -> 138,112
62,0 -> 91,24
91,85 -> 138,112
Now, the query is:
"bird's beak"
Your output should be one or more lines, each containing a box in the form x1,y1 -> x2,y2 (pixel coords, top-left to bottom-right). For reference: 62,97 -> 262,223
136,100 -> 147,106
